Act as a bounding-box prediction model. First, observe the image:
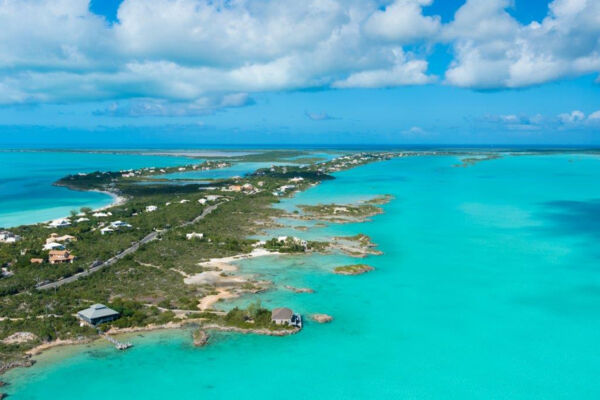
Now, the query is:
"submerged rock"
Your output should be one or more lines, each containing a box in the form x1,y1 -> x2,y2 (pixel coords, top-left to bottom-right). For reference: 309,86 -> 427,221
284,285 -> 315,293
193,329 -> 209,347
311,314 -> 333,323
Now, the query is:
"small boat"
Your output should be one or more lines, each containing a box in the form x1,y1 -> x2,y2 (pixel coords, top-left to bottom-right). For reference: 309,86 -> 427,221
291,313 -> 303,329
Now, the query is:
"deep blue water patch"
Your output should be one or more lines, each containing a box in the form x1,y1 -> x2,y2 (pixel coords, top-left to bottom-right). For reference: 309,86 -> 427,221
538,199 -> 600,238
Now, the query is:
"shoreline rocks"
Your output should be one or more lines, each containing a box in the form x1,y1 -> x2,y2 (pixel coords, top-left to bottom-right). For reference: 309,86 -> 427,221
193,330 -> 209,347
311,314 -> 333,323
0,359 -> 35,375
202,324 -> 300,336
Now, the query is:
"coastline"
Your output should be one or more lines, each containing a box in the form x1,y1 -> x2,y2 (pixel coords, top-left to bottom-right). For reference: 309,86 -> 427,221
2,249 -> 287,374
0,151 -> 392,380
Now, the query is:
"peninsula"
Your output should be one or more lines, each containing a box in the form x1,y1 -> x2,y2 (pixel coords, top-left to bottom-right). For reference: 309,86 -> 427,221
0,151 -> 397,373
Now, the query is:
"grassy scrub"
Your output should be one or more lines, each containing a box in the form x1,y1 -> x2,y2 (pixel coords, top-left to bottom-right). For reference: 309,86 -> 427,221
0,152 -> 395,368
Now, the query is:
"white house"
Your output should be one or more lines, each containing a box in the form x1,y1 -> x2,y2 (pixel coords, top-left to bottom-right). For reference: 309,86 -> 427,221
110,220 -> 132,228
179,199 -> 190,204
198,198 -> 208,205
0,231 -> 22,243
206,195 -> 221,201
146,205 -> 158,212
100,227 -> 115,235
289,177 -> 304,183
186,232 -> 204,240
49,219 -> 71,228
76,217 -> 90,223
92,212 -> 110,218
43,242 -> 65,251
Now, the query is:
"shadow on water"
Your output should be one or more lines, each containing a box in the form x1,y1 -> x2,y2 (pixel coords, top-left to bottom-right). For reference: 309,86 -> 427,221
537,199 -> 600,238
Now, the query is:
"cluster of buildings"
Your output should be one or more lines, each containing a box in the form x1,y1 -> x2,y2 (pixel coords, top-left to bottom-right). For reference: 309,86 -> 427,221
222,183 -> 258,194
31,232 -> 78,264
313,152 -> 397,173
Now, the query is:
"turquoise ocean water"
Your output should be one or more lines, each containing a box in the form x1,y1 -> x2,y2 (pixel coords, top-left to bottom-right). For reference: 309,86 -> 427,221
5,154 -> 600,399
0,151 -> 194,228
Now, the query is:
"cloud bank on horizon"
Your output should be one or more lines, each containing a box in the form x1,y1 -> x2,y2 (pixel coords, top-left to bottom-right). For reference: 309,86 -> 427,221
1,0 -> 600,111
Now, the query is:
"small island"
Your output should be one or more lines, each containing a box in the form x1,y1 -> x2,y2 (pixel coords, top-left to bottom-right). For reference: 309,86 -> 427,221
311,314 -> 333,323
333,264 -> 374,275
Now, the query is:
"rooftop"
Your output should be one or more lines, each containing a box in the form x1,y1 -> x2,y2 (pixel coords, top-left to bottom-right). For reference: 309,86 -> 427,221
271,307 -> 293,320
78,304 -> 119,320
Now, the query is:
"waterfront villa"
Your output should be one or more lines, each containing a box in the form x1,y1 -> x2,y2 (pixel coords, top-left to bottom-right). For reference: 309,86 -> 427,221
92,212 -> 110,218
271,307 -> 293,325
48,250 -> 75,264
271,308 -> 303,328
77,304 -> 120,325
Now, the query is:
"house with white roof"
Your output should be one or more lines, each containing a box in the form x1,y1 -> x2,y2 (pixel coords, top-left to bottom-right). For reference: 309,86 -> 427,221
0,231 -> 21,243
110,220 -> 132,228
48,219 -> 71,228
92,212 -> 110,218
100,227 -> 115,235
43,242 -> 65,251
146,205 -> 158,212
186,232 -> 204,240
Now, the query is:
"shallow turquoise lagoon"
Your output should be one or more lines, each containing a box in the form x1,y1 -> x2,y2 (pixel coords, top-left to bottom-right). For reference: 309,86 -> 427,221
6,154 -> 600,399
0,151 -> 193,228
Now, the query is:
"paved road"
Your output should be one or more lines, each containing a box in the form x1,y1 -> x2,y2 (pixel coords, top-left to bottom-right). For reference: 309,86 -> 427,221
36,202 -> 223,291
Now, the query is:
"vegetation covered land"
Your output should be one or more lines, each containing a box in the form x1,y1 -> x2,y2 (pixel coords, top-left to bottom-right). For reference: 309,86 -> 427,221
0,151 -> 395,371
333,264 -> 375,275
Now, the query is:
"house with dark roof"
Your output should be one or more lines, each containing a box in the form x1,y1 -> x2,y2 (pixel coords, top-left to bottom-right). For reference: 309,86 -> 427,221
77,304 -> 120,325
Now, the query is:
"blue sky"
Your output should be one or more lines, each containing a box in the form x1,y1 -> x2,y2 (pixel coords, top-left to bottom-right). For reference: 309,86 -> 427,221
0,0 -> 599,146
